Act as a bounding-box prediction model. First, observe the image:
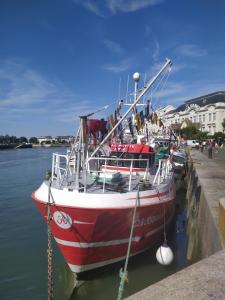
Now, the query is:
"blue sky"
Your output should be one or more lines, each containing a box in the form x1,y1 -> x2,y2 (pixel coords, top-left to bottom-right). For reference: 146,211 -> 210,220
1,0 -> 225,137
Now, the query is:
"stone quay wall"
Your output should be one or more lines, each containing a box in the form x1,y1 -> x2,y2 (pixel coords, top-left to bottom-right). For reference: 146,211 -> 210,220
127,149 -> 225,299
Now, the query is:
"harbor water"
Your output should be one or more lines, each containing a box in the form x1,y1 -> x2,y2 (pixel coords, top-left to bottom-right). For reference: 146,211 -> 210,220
0,148 -> 187,300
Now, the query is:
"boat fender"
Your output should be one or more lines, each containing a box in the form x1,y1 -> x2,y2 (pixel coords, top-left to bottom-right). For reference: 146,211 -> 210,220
156,242 -> 174,265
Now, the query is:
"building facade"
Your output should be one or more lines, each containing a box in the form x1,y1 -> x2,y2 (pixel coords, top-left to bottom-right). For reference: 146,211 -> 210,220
37,136 -> 53,144
164,91 -> 225,134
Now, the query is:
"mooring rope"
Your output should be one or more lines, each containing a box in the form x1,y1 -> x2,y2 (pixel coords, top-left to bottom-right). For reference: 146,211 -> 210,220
117,185 -> 140,300
47,178 -> 54,300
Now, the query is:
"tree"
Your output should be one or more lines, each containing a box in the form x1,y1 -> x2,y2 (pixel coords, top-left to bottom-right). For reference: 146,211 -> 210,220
19,136 -> 28,143
29,137 -> 38,144
213,132 -> 225,142
181,126 -> 198,139
222,118 -> 225,132
180,126 -> 208,140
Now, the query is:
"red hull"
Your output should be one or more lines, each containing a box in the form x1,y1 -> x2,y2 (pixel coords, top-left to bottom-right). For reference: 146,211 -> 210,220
33,195 -> 175,273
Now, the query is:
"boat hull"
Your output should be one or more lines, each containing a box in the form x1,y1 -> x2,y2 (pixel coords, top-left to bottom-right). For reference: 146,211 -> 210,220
33,186 -> 175,273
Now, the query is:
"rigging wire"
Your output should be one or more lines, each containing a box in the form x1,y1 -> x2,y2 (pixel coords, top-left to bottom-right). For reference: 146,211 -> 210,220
125,74 -> 130,103
148,66 -> 171,110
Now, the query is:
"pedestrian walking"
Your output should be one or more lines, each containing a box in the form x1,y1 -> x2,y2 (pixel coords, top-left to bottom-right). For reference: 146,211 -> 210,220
208,140 -> 213,159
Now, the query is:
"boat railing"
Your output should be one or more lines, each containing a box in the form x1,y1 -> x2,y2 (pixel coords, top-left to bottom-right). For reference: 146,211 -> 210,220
152,158 -> 173,186
52,152 -> 159,192
51,153 -> 71,184
85,156 -> 150,192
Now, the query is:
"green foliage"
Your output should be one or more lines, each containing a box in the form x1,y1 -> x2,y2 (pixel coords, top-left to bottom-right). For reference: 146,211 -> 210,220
179,126 -> 208,140
0,134 -> 19,144
19,136 -> 28,143
222,118 -> 225,132
213,132 -> 225,141
29,137 -> 38,144
0,134 -> 31,144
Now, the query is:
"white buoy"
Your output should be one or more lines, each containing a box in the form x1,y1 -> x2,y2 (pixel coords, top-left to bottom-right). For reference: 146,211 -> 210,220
156,243 -> 174,265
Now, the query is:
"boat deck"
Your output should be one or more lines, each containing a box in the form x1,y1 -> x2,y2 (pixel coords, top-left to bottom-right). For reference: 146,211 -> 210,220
51,166 -> 173,194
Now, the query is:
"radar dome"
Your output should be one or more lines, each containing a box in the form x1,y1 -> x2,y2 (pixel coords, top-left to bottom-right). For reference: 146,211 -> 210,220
133,72 -> 140,81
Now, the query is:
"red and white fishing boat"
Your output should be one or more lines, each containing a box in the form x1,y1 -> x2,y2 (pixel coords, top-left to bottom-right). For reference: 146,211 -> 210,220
32,59 -> 176,275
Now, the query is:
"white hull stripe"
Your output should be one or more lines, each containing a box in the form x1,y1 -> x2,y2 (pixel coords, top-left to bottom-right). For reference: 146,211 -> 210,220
68,256 -> 128,273
54,215 -> 172,249
68,248 -> 147,273
55,236 -> 141,248
73,220 -> 94,224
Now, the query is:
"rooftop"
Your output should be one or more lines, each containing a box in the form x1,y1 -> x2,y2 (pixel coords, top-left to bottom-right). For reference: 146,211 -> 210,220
175,91 -> 225,112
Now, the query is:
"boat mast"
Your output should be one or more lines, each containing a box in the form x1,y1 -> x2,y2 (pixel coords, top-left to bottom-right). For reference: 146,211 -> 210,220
89,58 -> 172,159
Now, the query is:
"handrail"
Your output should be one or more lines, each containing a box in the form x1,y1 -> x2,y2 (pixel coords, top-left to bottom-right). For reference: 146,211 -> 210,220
52,153 -> 68,184
153,158 -> 172,186
51,153 -> 173,193
86,156 -> 150,192
52,152 -> 151,192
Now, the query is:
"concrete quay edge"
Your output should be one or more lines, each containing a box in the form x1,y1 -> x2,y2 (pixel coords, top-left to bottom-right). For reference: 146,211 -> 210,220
126,149 -> 225,300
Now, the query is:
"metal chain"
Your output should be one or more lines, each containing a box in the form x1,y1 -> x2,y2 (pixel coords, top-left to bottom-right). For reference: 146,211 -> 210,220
47,179 -> 53,300
47,217 -> 53,300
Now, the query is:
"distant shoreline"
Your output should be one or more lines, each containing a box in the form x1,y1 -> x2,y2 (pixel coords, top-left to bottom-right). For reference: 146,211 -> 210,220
0,143 -> 70,150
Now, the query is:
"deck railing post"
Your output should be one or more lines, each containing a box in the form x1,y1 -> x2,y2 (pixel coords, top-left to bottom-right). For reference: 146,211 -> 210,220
103,159 -> 106,193
128,160 -> 133,191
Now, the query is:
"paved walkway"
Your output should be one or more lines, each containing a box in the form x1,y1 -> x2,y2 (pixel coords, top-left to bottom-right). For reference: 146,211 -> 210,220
201,147 -> 225,166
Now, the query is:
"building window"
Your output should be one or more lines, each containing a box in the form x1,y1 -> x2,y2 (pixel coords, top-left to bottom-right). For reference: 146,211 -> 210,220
199,115 -> 202,122
208,125 -> 211,134
203,114 -> 205,122
193,116 -> 196,122
213,113 -> 216,121
209,113 -> 211,122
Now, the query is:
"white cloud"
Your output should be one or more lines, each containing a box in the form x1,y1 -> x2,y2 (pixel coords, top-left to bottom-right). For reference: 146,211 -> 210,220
0,59 -> 119,135
101,58 -> 131,73
152,39 -> 160,61
53,101 -> 96,123
176,44 -> 207,58
103,39 -> 123,54
0,60 -> 75,109
145,25 -> 152,37
72,0 -> 105,17
0,60 -> 109,125
151,79 -> 225,109
106,0 -> 165,14
73,0 -> 164,16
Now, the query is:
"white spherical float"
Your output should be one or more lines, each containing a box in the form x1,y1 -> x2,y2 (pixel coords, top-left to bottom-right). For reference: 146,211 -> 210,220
133,72 -> 140,82
156,242 -> 174,266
